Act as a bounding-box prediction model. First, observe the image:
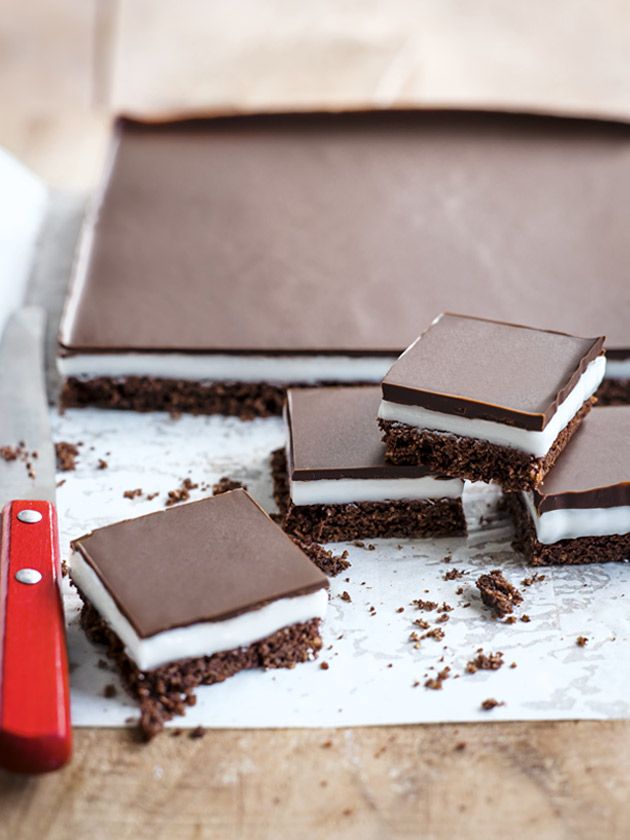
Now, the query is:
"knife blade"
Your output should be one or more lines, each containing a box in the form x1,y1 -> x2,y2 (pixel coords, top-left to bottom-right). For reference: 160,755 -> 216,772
0,306 -> 71,773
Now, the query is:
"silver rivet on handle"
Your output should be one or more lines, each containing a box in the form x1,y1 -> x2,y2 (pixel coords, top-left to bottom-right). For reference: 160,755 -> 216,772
17,509 -> 42,524
15,568 -> 42,585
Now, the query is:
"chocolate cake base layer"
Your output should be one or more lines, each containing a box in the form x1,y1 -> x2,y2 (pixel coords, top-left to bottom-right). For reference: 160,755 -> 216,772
596,378 -> 630,406
77,592 -> 323,739
271,448 -> 466,542
508,493 -> 630,566
378,398 -> 594,492
60,376 -> 371,419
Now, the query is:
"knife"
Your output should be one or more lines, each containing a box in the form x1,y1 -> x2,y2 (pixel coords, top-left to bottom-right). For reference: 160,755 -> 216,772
0,306 -> 71,773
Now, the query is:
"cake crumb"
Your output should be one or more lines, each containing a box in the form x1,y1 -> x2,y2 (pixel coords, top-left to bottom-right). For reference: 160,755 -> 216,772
466,650 -> 504,674
55,441 -> 80,472
123,488 -> 143,500
212,476 -> 247,496
320,661 -> 329,670
321,739 -> 333,749
424,667 -> 450,690
340,591 -> 352,603
189,726 -> 205,739
521,572 -> 546,587
476,570 -> 523,616
443,568 -> 466,581
520,614 -> 531,623
480,698 -> 505,711
103,683 -> 118,699
97,458 -> 108,470
413,618 -> 430,630
454,741 -> 467,751
289,534 -> 351,577
411,598 -> 438,611
576,635 -> 589,647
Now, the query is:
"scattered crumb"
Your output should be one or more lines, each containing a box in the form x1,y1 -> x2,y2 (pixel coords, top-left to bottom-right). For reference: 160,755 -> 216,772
56,479 -> 66,488
476,570 -> 523,616
576,635 -> 589,647
170,729 -> 183,738
436,613 -> 450,624
455,586 -> 464,596
396,607 -> 405,613
165,477 -> 199,506
520,614 -> 531,623
123,488 -> 143,500
424,667 -> 450,690
413,618 -> 430,630
212,476 -> 247,496
521,572 -> 546,587
342,808 -> 353,817
466,651 -> 504,674
454,741 -> 467,751
321,740 -> 333,749
61,559 -> 69,578
437,602 -> 453,613
503,615 -> 517,625
443,568 -> 466,581
340,591 -> 352,603
510,662 -> 518,669
55,441 -> 80,472
189,726 -> 205,739
320,661 -> 329,670
290,535 -> 351,577
97,659 -> 110,671
480,698 -> 505,711
366,544 -> 376,551
97,458 -> 108,470
411,598 -> 438,611
103,683 -> 117,699
2,442 -> 38,479
421,627 -> 445,642
146,492 -> 159,501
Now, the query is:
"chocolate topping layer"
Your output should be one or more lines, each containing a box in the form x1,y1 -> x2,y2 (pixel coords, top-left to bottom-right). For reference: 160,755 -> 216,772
71,490 -> 328,638
61,111 -> 630,357
532,406 -> 630,513
381,314 -> 604,430
287,386 -> 446,481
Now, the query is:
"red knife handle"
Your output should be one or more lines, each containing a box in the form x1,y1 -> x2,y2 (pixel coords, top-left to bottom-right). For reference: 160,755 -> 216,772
0,500 -> 72,773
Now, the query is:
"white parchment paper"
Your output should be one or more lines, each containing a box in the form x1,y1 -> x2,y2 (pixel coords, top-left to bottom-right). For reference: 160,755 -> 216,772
53,408 -> 630,729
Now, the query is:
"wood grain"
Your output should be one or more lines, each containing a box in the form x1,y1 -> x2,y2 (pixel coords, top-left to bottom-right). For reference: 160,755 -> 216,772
1,722 -> 630,839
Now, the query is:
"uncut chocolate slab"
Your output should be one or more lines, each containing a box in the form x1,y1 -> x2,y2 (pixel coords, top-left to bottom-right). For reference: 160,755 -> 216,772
378,314 -> 604,490
59,111 -> 630,413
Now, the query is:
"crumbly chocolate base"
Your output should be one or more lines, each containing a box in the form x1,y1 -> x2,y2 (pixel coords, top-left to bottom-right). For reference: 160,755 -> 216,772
596,378 -> 630,406
378,398 -> 594,492
76,591 -> 323,739
271,448 -> 466,542
60,376 -> 370,419
508,493 -> 630,566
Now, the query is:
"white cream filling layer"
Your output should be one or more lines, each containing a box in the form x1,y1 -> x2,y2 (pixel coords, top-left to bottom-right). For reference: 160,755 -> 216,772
522,492 -> 630,545
57,352 -> 397,385
289,475 -> 464,506
605,358 -> 630,379
378,355 -> 606,458
71,550 -> 328,671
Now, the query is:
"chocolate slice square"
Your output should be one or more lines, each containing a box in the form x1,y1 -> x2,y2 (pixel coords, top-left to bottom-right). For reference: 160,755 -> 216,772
378,313 -> 605,490
273,386 -> 466,542
58,112 -> 630,417
70,490 -> 328,737
509,406 -> 630,564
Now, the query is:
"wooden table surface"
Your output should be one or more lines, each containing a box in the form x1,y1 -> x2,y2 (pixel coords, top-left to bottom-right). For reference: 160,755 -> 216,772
2,3 -> 630,837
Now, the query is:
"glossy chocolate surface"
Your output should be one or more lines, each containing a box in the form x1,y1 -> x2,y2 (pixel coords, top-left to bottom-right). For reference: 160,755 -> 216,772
61,111 -> 630,357
381,314 -> 604,430
71,490 -> 328,638
532,406 -> 630,512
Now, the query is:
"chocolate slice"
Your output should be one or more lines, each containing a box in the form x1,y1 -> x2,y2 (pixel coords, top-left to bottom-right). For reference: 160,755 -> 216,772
274,386 -> 466,542
509,407 -> 630,565
378,313 -> 605,490
381,313 -> 604,430
70,490 -> 329,737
